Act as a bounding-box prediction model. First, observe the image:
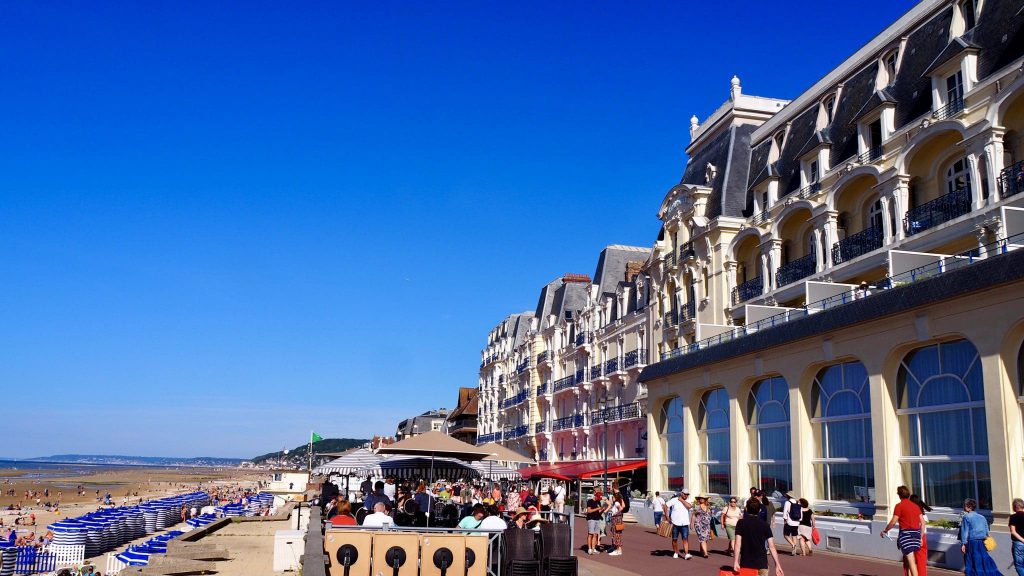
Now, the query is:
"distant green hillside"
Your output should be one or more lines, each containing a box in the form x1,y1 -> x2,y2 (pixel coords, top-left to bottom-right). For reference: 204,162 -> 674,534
251,438 -> 368,465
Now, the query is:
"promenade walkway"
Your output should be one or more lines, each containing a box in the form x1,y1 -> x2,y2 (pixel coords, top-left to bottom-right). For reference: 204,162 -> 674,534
571,521 -> 961,576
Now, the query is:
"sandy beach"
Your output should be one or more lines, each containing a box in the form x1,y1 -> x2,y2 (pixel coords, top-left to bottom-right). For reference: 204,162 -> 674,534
1,464 -> 262,533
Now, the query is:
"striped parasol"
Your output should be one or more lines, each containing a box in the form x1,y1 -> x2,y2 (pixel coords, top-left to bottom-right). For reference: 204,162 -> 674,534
358,455 -> 480,480
313,447 -> 381,475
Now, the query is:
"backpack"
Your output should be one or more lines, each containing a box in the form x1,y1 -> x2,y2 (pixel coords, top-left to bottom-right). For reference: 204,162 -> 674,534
787,501 -> 802,522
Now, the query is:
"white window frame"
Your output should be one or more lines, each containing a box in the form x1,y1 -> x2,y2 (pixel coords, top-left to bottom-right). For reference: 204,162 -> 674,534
698,388 -> 731,496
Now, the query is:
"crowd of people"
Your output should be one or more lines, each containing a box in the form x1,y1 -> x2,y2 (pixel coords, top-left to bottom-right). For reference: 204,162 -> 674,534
321,477 -> 569,531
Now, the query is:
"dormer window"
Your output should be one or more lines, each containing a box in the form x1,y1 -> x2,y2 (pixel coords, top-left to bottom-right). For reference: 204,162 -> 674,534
823,95 -> 836,124
961,0 -> 976,32
884,49 -> 899,83
773,131 -> 785,154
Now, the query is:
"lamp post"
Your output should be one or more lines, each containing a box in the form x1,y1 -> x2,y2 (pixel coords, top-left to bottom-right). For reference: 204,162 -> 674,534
599,394 -> 609,495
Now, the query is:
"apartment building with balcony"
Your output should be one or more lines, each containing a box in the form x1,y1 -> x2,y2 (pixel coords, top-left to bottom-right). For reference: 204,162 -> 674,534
478,246 -> 652,481
478,312 -> 533,450
639,0 -> 1024,568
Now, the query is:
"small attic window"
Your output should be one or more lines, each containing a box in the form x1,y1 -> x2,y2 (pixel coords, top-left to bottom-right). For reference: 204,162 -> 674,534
884,49 -> 899,82
960,0 -> 976,32
774,130 -> 785,152
823,94 -> 836,124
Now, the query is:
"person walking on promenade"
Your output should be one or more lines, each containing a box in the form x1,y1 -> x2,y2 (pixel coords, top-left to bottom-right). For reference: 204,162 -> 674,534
585,491 -> 606,555
881,485 -> 922,576
608,492 -> 625,556
760,491 -> 777,527
734,498 -> 785,576
781,493 -> 801,554
959,498 -> 1001,576
1009,498 -> 1024,576
692,496 -> 713,559
651,491 -> 665,527
721,496 -> 742,556
796,498 -> 815,557
554,482 -> 566,514
665,488 -> 693,559
906,495 -> 932,576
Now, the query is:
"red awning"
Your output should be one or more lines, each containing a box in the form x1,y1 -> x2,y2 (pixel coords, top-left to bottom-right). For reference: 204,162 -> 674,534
519,460 -> 646,481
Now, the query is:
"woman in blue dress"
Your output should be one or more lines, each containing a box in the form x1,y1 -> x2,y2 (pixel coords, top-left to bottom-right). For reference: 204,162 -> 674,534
959,498 -> 1001,576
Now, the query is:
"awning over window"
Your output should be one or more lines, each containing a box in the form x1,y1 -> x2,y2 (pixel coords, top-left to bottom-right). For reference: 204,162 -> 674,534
518,459 -> 646,481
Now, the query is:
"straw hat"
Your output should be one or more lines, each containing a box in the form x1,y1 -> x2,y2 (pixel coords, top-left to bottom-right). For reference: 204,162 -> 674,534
512,507 -> 529,520
526,512 -> 549,526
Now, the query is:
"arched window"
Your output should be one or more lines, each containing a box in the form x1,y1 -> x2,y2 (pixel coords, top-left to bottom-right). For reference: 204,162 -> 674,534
898,339 -> 990,509
748,377 -> 792,494
868,199 -> 884,231
699,388 -> 731,495
662,398 -> 685,492
812,361 -> 873,501
884,49 -> 899,83
823,94 -> 836,124
960,0 -> 976,32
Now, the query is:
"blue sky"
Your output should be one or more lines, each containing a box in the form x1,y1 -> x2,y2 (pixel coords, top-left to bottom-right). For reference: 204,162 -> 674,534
0,1 -> 916,459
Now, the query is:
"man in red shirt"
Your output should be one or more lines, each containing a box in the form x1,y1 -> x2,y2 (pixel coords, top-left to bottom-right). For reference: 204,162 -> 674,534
881,486 -> 921,576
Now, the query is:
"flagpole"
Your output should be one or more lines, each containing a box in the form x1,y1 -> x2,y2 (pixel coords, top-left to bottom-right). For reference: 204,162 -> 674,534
308,430 -> 313,472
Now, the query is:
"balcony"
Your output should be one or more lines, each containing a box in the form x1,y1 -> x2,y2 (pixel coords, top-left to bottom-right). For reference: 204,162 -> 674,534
553,375 -> 576,393
574,332 -> 592,346
731,276 -> 763,305
515,359 -> 531,374
999,160 -> 1024,199
832,226 -> 883,265
591,402 -> 642,425
796,181 -> 821,200
536,350 -> 551,365
535,421 -> 548,434
679,242 -> 695,260
904,187 -> 972,236
536,381 -> 550,396
538,450 -> 548,461
664,309 -> 679,327
499,390 -> 529,409
449,418 -> 477,434
776,253 -> 817,287
589,365 -> 603,380
623,348 -> 647,368
603,358 -> 619,375
504,425 -> 529,440
665,251 -> 677,268
932,96 -> 964,121
681,299 -> 696,323
857,145 -> 883,164
553,415 -> 577,432
751,210 -> 771,226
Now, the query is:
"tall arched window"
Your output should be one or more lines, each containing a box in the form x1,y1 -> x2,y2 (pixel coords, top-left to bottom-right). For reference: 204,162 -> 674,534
898,339 -> 990,509
812,361 -> 873,501
699,388 -> 731,495
662,398 -> 685,492
946,158 -> 972,195
748,377 -> 792,494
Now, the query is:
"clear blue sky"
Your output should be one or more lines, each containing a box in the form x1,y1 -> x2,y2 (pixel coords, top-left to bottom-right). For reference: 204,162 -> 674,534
0,1 -> 916,459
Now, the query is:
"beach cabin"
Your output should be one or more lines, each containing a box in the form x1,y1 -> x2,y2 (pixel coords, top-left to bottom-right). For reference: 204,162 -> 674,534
265,470 -> 310,505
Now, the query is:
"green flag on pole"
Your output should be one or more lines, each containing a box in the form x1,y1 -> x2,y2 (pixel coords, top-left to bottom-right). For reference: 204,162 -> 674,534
311,432 -> 323,443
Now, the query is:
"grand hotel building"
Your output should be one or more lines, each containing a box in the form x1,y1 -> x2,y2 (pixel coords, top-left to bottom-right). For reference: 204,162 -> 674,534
478,0 -> 1024,565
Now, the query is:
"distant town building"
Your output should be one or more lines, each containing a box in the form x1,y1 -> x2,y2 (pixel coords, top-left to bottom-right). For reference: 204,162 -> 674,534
447,387 -> 478,444
395,408 -> 450,440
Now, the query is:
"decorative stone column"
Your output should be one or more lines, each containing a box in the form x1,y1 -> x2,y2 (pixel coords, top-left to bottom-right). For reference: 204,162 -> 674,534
879,175 -> 910,242
812,228 -> 824,271
724,260 -> 738,298
966,151 -> 985,210
879,195 -> 894,244
759,253 -> 770,293
983,128 -> 1006,203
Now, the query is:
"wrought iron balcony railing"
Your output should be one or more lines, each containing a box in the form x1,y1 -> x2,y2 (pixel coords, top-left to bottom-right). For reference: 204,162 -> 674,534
536,350 -> 550,365
536,381 -> 550,396
603,358 -> 619,375
664,309 -> 679,327
623,348 -> 647,368
904,187 -> 972,236
499,390 -> 529,409
591,402 -> 642,425
832,226 -> 883,265
999,160 -> 1024,199
575,369 -> 585,384
932,96 -> 964,121
553,415 -> 577,431
553,375 -> 576,393
535,421 -> 548,434
665,251 -> 677,268
681,299 -> 696,323
751,210 -> 771,226
504,425 -> 529,440
574,331 -> 591,346
797,181 -> 821,199
776,253 -> 817,287
516,359 -> 531,374
857,146 -> 883,164
590,365 -> 603,380
679,242 -> 695,260
731,276 -> 763,305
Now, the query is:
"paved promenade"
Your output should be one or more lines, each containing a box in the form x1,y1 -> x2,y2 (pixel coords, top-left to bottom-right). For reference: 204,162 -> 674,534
571,521 -> 961,576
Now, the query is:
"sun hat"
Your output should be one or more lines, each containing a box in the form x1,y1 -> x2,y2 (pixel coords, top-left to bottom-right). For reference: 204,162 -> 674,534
526,512 -> 549,525
512,507 -> 528,519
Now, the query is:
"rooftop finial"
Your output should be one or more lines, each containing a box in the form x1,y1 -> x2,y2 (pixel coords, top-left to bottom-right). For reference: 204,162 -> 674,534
731,75 -> 742,100
689,114 -> 700,136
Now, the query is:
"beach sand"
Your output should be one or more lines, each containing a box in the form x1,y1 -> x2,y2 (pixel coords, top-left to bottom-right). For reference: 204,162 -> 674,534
1,465 -> 262,534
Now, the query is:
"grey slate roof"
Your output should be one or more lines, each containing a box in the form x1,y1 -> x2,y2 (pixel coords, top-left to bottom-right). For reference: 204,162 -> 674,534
535,277 -> 589,321
680,124 -> 759,219
923,36 -> 981,77
593,245 -> 650,296
850,89 -> 897,124
891,8 -> 952,130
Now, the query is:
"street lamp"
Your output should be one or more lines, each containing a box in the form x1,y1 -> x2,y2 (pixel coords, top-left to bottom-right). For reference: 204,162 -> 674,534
598,394 -> 609,495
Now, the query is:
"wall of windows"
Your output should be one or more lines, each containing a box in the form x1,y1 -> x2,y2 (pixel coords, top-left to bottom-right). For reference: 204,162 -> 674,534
747,377 -> 792,494
898,339 -> 991,509
811,361 -> 874,502
699,388 -> 731,495
662,398 -> 684,491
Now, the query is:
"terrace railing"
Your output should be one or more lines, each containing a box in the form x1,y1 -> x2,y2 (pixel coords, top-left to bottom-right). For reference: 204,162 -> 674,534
603,358 -> 619,375
623,348 -> 647,368
776,253 -> 817,287
904,187 -> 972,236
832,226 -> 883,265
857,145 -> 883,164
553,375 -> 576,393
999,159 -> 1024,199
797,181 -> 821,199
932,96 -> 964,121
731,276 -> 763,305
590,402 -> 642,425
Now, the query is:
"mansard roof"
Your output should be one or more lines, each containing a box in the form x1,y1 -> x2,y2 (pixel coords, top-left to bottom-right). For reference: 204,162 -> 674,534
923,36 -> 981,77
